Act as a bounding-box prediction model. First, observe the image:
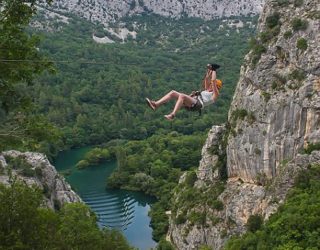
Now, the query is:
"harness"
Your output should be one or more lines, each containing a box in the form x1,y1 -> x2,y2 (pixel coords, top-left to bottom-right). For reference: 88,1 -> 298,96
185,91 -> 203,116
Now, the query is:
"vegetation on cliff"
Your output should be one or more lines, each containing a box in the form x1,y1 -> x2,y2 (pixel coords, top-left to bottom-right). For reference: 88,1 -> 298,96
225,164 -> 320,250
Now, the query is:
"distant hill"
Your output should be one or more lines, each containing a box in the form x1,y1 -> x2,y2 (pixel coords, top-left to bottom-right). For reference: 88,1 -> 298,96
39,0 -> 265,25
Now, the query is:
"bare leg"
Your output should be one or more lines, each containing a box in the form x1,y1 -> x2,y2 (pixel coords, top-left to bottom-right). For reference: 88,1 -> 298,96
164,93 -> 197,120
154,90 -> 180,108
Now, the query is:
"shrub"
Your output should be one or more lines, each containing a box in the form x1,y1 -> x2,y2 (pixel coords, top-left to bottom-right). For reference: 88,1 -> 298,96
247,112 -> 256,124
175,212 -> 187,225
210,199 -> 224,211
210,215 -> 221,225
296,37 -> 308,50
307,10 -> 320,20
261,91 -> 271,102
208,144 -> 220,156
304,142 -> 320,154
294,0 -> 304,7
185,171 -> 197,187
266,12 -> 280,29
250,38 -> 267,65
259,26 -> 280,43
272,73 -> 287,90
283,30 -> 293,39
157,239 -> 175,250
276,0 -> 290,6
188,211 -> 206,226
246,214 -> 263,232
231,109 -> 248,122
289,69 -> 306,82
291,18 -> 308,31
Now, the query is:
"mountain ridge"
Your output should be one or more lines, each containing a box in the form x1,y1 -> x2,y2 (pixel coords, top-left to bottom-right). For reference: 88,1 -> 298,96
40,0 -> 265,26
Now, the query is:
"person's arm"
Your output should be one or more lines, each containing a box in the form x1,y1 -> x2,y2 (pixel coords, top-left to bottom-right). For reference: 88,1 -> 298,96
203,69 -> 211,90
210,70 -> 219,102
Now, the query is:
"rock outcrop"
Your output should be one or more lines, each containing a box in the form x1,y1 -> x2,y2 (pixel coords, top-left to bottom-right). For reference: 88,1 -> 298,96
227,0 -> 320,183
0,151 -> 81,210
168,0 -> 320,249
40,0 -> 265,25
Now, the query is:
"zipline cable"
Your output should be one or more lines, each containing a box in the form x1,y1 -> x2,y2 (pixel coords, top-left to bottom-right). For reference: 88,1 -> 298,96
0,59 -> 202,69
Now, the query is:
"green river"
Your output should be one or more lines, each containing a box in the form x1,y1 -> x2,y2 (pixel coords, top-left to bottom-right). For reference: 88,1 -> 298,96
54,146 -> 157,250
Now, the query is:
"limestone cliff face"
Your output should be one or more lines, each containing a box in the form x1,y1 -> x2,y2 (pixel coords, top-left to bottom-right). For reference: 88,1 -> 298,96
41,0 -> 264,25
227,0 -> 320,183
0,151 -> 81,209
168,0 -> 320,249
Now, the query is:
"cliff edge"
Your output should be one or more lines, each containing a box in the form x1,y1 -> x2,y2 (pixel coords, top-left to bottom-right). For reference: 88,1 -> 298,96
0,151 -> 81,210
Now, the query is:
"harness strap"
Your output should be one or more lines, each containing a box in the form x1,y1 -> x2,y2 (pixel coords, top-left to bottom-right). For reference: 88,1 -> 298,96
186,91 -> 203,116
196,94 -> 203,116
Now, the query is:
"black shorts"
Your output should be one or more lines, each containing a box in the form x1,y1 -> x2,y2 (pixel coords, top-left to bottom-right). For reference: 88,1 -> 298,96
185,98 -> 203,112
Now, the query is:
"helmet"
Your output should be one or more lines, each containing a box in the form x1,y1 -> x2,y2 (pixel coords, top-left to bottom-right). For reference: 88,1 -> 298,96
216,79 -> 222,90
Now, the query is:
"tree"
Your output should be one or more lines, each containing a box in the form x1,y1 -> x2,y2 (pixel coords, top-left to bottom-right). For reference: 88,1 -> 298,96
0,0 -> 60,155
0,177 -> 133,249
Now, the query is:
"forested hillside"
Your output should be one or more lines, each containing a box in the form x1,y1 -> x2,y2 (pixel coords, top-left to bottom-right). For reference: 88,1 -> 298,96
31,13 -> 257,150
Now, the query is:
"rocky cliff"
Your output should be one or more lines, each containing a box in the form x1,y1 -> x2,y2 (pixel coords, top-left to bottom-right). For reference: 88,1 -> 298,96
41,0 -> 264,25
168,0 -> 320,249
0,151 -> 81,210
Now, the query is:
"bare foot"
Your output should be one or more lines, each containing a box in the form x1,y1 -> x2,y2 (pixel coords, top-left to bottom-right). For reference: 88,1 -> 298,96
146,98 -> 156,111
164,114 -> 175,121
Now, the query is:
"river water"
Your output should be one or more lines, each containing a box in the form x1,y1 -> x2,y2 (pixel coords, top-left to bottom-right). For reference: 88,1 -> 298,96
54,147 -> 157,250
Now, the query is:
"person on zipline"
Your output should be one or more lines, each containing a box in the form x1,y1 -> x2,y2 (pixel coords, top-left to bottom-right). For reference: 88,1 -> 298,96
146,63 -> 222,120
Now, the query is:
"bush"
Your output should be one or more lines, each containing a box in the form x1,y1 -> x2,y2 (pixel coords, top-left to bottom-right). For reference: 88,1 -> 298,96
185,171 -> 197,187
289,69 -> 306,82
231,109 -> 248,122
304,142 -> 320,154
157,238 -> 175,250
266,12 -> 280,29
261,91 -> 271,102
175,212 -> 187,224
247,112 -> 256,125
276,0 -> 290,6
210,199 -> 224,211
246,214 -> 263,232
283,30 -> 293,39
294,0 -> 304,7
296,37 -> 308,50
249,38 -> 267,65
291,18 -> 308,31
272,73 -> 287,90
259,26 -> 280,43
188,211 -> 206,226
